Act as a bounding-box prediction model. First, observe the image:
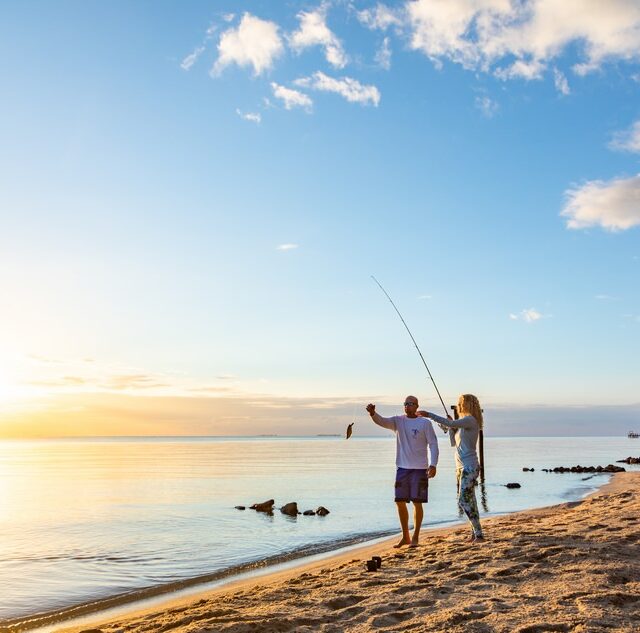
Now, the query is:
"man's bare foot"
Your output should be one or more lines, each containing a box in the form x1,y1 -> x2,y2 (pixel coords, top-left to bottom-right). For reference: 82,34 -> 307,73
409,539 -> 419,548
394,538 -> 411,548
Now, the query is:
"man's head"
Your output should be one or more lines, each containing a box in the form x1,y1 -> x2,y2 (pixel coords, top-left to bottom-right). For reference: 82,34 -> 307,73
404,395 -> 419,417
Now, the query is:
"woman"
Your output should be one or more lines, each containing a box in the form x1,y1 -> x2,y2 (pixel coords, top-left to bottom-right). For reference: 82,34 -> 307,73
418,394 -> 484,541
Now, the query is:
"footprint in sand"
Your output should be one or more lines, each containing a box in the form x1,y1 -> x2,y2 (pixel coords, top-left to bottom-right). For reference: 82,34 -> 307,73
515,624 -> 569,632
454,571 -> 485,581
369,610 -> 410,628
392,583 -> 425,595
325,594 -> 366,610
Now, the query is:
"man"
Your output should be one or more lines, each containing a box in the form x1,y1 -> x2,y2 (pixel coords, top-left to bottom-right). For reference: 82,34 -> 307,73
366,396 -> 439,548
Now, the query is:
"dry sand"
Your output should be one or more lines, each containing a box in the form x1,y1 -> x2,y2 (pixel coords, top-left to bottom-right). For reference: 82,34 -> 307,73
61,472 -> 639,633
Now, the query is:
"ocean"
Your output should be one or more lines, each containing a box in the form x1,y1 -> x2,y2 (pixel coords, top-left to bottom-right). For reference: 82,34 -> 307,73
1,435 -> 637,625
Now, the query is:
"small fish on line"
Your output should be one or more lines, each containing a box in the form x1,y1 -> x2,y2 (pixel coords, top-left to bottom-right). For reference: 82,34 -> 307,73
346,422 -> 354,440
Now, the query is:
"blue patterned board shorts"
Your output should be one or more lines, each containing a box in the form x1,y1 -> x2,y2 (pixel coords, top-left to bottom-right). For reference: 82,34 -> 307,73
394,468 -> 429,503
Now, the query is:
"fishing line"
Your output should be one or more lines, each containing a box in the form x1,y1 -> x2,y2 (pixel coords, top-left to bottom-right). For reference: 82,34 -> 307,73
371,275 -> 449,417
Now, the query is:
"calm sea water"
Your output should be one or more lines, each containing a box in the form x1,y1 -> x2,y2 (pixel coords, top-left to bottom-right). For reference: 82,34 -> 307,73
1,435 -> 638,622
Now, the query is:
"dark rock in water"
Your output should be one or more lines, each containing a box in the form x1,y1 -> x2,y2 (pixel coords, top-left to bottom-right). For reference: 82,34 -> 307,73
617,457 -> 640,464
316,506 -> 330,516
522,467 -> 535,472
250,499 -> 275,513
547,464 -> 626,474
235,505 -> 246,510
280,502 -> 300,516
505,483 -> 521,489
303,510 -> 316,516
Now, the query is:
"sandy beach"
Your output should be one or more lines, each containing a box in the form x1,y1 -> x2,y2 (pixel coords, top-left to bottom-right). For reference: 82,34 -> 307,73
54,471 -> 640,633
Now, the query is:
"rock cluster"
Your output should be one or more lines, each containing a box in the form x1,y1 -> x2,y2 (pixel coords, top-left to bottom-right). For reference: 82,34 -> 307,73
505,482 -> 521,488
617,457 -> 640,464
239,499 -> 330,516
541,464 -> 626,473
522,467 -> 535,472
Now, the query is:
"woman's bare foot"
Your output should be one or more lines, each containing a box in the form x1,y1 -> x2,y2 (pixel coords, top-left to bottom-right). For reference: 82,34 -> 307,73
409,538 -> 420,548
394,538 -> 411,548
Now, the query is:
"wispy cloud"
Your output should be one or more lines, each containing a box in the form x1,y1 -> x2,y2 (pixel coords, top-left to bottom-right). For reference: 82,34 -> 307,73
609,120 -> 640,153
295,71 -> 380,106
495,59 -> 546,81
236,108 -> 262,123
553,68 -> 570,95
595,294 -> 617,300
510,308 -> 546,323
375,37 -> 392,70
276,243 -> 299,251
289,4 -> 347,68
475,95 -> 498,118
181,46 -> 205,71
270,82 -> 313,111
212,13 -> 284,77
357,3 -> 403,31
561,174 -> 640,231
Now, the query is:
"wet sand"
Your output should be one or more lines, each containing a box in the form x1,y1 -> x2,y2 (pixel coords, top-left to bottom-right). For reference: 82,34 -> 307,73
58,472 -> 639,633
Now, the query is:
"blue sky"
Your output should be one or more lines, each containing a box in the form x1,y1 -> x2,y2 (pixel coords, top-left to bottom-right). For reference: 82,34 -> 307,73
1,1 -> 639,436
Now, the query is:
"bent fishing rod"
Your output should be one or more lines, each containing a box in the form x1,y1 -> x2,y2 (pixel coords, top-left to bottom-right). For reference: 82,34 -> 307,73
371,275 -> 449,417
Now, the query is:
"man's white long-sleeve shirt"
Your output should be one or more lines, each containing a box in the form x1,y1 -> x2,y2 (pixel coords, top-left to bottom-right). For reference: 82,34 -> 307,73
372,413 -> 439,469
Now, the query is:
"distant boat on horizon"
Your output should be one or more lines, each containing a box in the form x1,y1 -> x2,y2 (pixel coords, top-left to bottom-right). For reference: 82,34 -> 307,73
628,431 -> 639,438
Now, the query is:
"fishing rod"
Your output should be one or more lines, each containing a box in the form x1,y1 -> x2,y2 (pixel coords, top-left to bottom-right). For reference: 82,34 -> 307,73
371,275 -> 449,417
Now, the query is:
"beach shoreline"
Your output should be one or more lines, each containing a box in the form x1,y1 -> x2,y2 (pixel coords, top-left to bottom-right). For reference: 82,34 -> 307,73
9,471 -> 637,633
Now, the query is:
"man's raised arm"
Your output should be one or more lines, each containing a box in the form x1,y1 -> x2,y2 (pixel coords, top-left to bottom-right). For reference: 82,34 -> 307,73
366,403 -> 397,431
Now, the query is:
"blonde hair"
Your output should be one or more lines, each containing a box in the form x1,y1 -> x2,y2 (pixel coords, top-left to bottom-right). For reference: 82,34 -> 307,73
458,394 -> 483,429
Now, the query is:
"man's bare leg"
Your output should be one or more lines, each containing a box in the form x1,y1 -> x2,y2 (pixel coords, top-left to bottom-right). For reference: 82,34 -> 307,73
394,501 -> 412,547
411,502 -> 423,547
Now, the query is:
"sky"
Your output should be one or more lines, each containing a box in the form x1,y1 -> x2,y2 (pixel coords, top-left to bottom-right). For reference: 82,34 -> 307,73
1,0 -> 639,438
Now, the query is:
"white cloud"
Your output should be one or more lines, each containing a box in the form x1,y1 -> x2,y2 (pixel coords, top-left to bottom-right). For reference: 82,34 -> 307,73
289,5 -> 347,68
495,58 -> 546,81
295,71 -> 381,106
223,13 -> 235,23
270,82 -> 313,111
236,109 -> 262,124
357,3 -> 403,31
212,13 -> 284,76
595,294 -> 617,300
475,95 -> 499,118
406,0 -> 640,79
181,46 -> 205,71
510,308 -> 545,323
276,243 -> 299,251
553,68 -> 570,95
375,36 -> 392,69
561,174 -> 640,231
610,120 -> 640,153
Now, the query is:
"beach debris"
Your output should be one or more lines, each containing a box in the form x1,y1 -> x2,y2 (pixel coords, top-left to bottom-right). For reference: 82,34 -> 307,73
235,505 -> 246,510
541,464 -> 626,473
280,502 -> 300,516
372,556 -> 382,569
303,510 -> 316,516
315,506 -> 330,516
617,457 -> 640,464
250,499 -> 275,513
522,467 -> 535,472
346,422 -> 354,439
505,483 -> 522,489
366,559 -> 378,572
